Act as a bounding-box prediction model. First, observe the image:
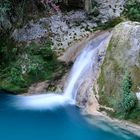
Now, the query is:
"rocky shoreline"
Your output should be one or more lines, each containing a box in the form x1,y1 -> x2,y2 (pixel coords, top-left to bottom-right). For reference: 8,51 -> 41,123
85,112 -> 140,138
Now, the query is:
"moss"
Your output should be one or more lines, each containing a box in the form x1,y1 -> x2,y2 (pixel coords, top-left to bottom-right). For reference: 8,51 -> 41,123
131,66 -> 140,92
97,73 -> 105,105
106,39 -> 115,52
112,59 -> 121,73
97,73 -> 104,92
0,81 -> 27,93
97,28 -> 140,123
97,58 -> 112,107
97,37 -> 125,108
98,58 -> 122,107
95,17 -> 123,31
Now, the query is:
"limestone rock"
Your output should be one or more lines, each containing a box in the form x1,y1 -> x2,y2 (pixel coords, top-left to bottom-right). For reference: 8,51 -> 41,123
63,0 -> 126,22
12,18 -> 49,42
27,81 -> 49,94
97,21 -> 140,106
12,10 -> 97,52
93,0 -> 125,23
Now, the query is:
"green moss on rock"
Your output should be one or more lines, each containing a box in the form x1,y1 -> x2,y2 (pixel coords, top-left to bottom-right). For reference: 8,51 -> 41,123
97,21 -> 140,121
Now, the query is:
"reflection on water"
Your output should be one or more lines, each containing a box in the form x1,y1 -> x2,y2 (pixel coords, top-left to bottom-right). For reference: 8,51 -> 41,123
0,93 -> 139,140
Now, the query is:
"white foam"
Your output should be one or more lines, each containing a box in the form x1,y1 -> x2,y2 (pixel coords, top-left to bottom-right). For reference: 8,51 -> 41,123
12,94 -> 75,110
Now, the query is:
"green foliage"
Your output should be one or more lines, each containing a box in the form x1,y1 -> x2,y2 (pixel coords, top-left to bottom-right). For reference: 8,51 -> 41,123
115,73 -> 137,118
0,39 -> 69,93
96,17 -> 123,30
123,0 -> 140,22
9,67 -> 25,85
126,101 -> 140,124
19,42 -> 56,81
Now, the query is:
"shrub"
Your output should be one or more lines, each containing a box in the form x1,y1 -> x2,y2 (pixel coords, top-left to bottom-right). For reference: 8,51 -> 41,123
115,73 -> 137,118
9,67 -> 25,86
123,0 -> 140,22
96,17 -> 123,30
0,40 -> 69,93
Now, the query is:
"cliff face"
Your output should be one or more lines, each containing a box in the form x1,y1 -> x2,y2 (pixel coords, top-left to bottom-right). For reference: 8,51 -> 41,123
62,0 -> 125,22
93,0 -> 125,22
97,21 -> 140,107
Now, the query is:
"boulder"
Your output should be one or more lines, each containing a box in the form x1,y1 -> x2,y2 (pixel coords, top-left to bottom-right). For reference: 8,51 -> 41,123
97,21 -> 140,107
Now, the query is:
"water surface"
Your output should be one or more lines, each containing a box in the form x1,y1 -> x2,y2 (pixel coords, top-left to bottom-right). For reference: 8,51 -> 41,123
0,93 -> 139,140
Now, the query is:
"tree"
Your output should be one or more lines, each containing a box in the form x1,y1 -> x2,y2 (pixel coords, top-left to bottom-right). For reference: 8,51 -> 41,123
116,73 -> 137,117
123,0 -> 140,22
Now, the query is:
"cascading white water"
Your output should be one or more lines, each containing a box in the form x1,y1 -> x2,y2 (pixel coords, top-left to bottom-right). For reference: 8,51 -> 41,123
10,32 -> 110,110
63,32 -> 111,101
63,45 -> 98,100
64,40 -> 101,100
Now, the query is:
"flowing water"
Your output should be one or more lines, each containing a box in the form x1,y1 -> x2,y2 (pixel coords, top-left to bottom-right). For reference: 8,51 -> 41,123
64,35 -> 102,100
0,33 -> 139,140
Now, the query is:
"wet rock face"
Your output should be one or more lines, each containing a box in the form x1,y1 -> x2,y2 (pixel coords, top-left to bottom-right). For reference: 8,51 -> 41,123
75,32 -> 111,113
97,21 -> 140,106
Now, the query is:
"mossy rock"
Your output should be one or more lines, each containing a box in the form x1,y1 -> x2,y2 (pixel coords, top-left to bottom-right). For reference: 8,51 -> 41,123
97,21 -> 140,107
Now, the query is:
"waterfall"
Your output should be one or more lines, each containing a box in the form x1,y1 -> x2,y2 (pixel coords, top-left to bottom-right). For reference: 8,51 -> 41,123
6,32 -> 110,110
64,33 -> 109,100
